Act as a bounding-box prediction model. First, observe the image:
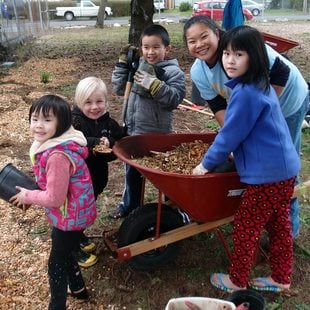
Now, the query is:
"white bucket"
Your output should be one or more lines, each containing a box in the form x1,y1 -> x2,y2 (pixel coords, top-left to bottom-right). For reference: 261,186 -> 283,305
165,297 -> 236,310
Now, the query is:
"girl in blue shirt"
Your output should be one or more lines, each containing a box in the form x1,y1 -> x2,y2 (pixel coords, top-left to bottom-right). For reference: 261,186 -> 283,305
193,26 -> 299,293
184,15 -> 309,238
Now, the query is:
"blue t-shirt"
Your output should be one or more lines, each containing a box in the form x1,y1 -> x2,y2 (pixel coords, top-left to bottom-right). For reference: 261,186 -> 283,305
190,44 -> 308,118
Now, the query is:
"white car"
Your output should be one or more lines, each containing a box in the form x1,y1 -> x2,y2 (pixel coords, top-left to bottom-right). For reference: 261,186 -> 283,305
242,0 -> 264,16
56,0 -> 113,21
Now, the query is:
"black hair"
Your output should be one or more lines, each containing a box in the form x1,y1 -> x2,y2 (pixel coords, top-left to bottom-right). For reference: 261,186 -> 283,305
140,24 -> 170,47
219,25 -> 270,91
183,15 -> 225,47
29,95 -> 72,138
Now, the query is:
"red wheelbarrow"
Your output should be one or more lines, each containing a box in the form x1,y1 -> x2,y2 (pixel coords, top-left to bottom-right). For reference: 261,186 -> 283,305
261,32 -> 299,53
104,133 -> 309,270
104,133 -> 245,270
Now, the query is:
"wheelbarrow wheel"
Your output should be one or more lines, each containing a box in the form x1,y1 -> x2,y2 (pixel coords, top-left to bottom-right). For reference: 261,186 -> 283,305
118,203 -> 185,271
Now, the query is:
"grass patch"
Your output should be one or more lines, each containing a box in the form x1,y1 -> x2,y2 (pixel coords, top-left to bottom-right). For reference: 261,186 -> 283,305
301,128 -> 310,181
58,84 -> 77,97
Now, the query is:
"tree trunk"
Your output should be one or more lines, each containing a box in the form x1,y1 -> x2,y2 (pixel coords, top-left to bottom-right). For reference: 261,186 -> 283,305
129,0 -> 154,45
96,0 -> 107,28
302,0 -> 307,14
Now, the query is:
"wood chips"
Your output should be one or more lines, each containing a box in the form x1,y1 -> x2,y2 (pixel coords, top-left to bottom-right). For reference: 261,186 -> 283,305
133,140 -> 210,174
93,143 -> 113,154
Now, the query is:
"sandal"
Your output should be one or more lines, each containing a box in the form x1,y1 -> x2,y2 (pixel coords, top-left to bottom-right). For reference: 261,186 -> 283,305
109,207 -> 125,219
210,273 -> 246,293
248,277 -> 290,292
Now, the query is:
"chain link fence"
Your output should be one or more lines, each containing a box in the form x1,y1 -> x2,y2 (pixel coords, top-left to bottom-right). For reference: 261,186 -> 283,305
0,0 -> 51,48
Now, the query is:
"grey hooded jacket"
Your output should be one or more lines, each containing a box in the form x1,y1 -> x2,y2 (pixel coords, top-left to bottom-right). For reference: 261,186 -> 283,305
112,58 -> 186,135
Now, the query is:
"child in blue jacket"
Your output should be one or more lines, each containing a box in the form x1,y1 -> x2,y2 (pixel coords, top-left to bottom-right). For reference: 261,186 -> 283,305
193,26 -> 299,293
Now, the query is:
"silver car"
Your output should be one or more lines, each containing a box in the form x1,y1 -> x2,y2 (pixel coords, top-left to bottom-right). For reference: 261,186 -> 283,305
242,0 -> 265,16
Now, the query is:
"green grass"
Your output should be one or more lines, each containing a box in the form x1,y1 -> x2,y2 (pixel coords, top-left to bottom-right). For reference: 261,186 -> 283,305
263,8 -> 308,15
164,7 -> 308,16
58,84 -> 77,97
301,128 -> 310,182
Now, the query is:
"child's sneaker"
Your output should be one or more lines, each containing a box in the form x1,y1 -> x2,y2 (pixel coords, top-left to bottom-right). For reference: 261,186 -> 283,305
75,249 -> 98,268
67,286 -> 89,300
80,237 -> 96,253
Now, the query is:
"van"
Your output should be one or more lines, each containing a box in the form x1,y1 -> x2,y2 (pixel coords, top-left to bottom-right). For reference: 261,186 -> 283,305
1,0 -> 26,19
154,0 -> 165,12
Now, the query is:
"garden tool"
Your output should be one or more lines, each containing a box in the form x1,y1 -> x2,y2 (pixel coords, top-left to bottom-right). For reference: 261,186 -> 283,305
122,47 -> 139,134
178,98 -> 214,117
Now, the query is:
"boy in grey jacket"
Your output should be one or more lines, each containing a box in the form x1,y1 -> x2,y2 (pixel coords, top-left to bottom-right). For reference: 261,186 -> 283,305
110,24 -> 186,219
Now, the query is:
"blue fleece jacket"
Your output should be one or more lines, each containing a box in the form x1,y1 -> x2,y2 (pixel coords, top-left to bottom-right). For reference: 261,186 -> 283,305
201,78 -> 300,184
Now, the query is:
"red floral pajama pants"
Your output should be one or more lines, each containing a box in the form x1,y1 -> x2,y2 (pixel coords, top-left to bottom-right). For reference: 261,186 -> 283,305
229,177 -> 295,288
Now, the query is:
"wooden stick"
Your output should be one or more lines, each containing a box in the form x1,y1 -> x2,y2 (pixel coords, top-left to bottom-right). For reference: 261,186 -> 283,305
178,104 -> 214,117
183,98 -> 198,106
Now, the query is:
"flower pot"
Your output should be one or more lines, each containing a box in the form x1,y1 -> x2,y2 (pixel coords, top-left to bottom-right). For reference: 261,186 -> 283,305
227,289 -> 266,310
0,163 -> 39,203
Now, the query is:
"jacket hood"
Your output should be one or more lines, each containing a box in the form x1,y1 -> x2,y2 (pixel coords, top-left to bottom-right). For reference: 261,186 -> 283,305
30,126 -> 87,155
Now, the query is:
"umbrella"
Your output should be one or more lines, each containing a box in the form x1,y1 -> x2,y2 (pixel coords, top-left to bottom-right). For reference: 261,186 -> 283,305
222,0 -> 244,30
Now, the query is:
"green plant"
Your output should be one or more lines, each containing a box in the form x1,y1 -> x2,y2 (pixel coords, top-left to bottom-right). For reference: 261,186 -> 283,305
40,71 -> 51,84
205,120 -> 220,131
179,2 -> 192,12
296,305 -> 310,310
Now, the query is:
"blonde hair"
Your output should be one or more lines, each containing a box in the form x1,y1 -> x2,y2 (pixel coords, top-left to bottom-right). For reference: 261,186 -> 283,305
74,77 -> 108,109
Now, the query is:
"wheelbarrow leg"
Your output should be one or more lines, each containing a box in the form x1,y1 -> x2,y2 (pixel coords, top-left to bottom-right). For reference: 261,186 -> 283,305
214,227 -> 232,259
155,190 -> 163,239
139,176 -> 146,206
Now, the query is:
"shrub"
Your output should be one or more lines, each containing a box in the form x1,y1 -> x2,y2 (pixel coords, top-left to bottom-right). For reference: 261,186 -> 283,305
108,1 -> 130,17
179,2 -> 192,12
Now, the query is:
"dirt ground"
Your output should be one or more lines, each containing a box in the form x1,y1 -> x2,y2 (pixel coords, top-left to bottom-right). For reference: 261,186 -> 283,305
0,21 -> 309,309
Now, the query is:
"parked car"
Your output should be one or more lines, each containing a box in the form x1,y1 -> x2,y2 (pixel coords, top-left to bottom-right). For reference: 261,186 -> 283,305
193,1 -> 253,21
154,0 -> 165,12
55,0 -> 113,21
242,0 -> 264,16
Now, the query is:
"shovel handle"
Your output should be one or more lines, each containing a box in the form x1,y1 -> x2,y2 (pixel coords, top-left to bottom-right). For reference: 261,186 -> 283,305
124,81 -> 132,100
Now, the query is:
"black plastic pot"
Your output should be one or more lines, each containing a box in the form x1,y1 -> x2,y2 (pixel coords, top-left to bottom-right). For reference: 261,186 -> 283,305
227,289 -> 266,310
0,163 -> 39,202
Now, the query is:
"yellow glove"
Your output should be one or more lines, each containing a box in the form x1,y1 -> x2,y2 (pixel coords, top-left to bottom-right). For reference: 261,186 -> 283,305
134,69 -> 162,96
119,44 -> 138,64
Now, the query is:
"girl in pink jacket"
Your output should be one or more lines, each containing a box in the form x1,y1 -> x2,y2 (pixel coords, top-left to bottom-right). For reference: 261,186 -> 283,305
10,95 -> 96,309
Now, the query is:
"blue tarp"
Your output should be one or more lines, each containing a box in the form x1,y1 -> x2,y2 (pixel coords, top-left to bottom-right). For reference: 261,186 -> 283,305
222,0 -> 244,30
